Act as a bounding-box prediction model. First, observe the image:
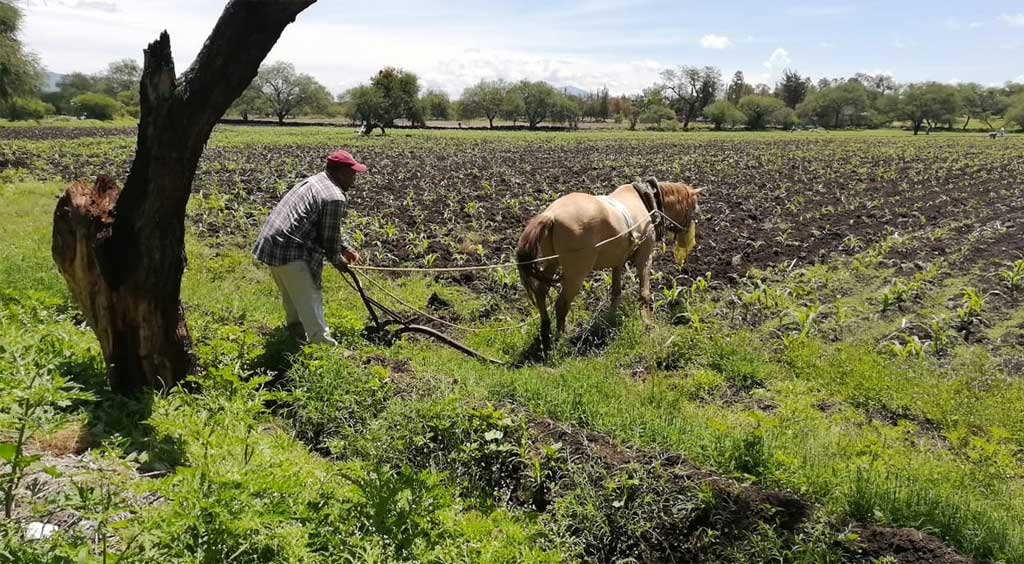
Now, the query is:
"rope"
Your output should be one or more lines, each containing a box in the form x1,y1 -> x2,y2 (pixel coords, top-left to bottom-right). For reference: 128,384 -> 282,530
355,270 -> 532,333
350,207 -> 667,274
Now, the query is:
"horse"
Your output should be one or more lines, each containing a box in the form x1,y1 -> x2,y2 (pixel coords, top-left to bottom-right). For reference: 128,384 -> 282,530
516,179 -> 703,354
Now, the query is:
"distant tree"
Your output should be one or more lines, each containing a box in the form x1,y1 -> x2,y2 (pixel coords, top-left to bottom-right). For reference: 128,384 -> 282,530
499,89 -> 525,126
230,81 -> 270,121
660,65 -> 721,128
45,72 -> 100,114
459,79 -> 508,127
797,81 -> 869,129
738,95 -> 786,129
101,58 -> 142,96
3,96 -> 52,120
305,78 -> 332,115
370,66 -> 422,126
0,1 -> 42,108
596,87 -> 610,120
420,89 -> 450,120
70,92 -> 122,120
855,72 -> 897,95
116,89 -> 140,118
551,94 -> 582,128
773,106 -> 800,129
895,83 -> 962,135
610,95 -> 627,117
958,83 -> 1007,130
638,104 -> 675,125
703,100 -> 746,130
776,69 -> 810,108
753,83 -> 772,96
345,84 -> 387,134
258,61 -> 333,124
726,71 -> 754,105
512,80 -> 558,129
624,86 -> 664,130
1005,94 -> 1024,131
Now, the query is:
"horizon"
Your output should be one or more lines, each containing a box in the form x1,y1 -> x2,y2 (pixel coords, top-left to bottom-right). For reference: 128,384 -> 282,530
16,1 -> 1024,98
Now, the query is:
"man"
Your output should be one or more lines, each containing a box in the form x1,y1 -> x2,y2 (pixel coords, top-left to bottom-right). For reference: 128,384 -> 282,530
253,149 -> 366,345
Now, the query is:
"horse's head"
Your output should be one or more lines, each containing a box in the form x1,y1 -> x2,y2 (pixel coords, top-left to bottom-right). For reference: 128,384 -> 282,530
659,182 -> 704,264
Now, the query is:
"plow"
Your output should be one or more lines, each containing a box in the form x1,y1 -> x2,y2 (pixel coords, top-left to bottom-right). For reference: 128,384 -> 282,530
340,267 -> 505,365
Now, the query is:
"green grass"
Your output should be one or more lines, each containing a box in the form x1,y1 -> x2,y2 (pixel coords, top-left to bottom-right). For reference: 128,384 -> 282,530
2,125 -> 1023,562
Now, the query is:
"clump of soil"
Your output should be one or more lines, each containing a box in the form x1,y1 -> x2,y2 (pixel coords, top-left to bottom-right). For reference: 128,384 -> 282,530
848,526 -> 977,564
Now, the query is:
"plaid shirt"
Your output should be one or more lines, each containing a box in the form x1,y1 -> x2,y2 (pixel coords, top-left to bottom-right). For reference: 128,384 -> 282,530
253,171 -> 354,287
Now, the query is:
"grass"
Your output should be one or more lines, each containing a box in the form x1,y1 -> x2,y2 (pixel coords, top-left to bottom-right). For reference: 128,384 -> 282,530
2,126 -> 1023,562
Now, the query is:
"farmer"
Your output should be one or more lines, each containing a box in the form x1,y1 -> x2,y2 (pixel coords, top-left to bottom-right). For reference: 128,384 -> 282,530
252,149 -> 366,345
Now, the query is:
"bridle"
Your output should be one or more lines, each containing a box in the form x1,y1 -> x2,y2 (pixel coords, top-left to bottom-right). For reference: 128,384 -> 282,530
632,177 -> 697,242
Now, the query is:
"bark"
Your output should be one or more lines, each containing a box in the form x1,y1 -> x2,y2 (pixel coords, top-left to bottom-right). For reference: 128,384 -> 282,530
52,0 -> 316,394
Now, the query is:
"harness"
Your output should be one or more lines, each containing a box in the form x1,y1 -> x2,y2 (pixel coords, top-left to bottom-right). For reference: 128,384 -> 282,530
631,176 -> 667,241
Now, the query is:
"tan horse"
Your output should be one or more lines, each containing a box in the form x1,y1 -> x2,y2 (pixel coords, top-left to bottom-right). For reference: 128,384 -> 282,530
516,181 -> 702,353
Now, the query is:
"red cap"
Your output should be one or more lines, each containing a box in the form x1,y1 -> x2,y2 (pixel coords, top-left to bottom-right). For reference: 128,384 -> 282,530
326,149 -> 368,173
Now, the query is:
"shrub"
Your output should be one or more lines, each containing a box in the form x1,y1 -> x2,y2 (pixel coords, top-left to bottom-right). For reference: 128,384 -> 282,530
70,93 -> 123,120
639,105 -> 675,124
3,97 -> 53,121
703,100 -> 745,130
773,107 -> 800,129
651,118 -> 680,132
1006,95 -> 1024,131
738,95 -> 787,130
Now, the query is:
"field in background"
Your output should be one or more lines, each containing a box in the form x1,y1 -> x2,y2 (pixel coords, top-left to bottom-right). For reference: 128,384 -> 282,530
2,125 -> 1023,562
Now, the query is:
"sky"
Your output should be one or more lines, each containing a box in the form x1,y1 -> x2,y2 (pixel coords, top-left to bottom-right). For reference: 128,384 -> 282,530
15,0 -> 1024,98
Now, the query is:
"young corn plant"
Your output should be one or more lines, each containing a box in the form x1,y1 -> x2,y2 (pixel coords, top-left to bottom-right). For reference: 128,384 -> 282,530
954,287 -> 986,333
997,259 -> 1024,296
927,316 -> 954,355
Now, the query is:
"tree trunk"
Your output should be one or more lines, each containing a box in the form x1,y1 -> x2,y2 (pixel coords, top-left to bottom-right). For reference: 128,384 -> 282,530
52,0 -> 316,395
962,116 -> 970,130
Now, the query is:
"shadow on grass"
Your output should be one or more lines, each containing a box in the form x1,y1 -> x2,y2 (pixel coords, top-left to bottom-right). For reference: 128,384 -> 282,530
56,355 -> 184,472
249,325 -> 303,382
511,306 -> 624,367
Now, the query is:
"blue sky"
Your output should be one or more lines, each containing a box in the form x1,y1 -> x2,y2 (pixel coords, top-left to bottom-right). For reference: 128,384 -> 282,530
17,0 -> 1024,97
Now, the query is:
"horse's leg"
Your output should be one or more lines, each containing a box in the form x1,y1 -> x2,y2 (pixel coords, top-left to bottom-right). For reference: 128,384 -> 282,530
555,270 -> 587,339
535,282 -> 552,355
633,248 -> 655,325
608,266 -> 624,320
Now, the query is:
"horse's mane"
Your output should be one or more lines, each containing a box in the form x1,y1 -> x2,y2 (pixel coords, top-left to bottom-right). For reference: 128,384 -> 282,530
659,182 -> 699,227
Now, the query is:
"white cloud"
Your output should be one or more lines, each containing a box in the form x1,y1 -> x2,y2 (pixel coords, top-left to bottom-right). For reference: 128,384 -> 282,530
999,13 -> 1024,27
820,41 -> 835,48
969,21 -> 983,29
1015,75 -> 1024,84
763,48 -> 791,70
699,34 -> 732,49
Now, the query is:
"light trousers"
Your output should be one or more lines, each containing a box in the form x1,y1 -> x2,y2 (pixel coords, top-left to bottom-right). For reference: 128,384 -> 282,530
269,261 -> 338,345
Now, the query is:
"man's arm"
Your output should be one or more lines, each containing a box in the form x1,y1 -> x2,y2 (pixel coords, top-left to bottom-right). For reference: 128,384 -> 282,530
318,198 -> 358,271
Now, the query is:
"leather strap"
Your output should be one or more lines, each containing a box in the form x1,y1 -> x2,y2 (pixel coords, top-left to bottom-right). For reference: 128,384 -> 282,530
632,176 -> 666,242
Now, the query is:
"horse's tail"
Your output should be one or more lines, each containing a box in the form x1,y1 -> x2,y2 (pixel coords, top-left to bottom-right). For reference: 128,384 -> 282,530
516,214 -> 556,306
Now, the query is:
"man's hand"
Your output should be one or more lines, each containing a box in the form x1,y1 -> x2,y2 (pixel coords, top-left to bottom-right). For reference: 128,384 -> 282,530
342,249 -> 360,265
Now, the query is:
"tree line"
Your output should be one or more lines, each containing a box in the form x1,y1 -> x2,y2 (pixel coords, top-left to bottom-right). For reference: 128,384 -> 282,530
2,0 -> 1024,133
